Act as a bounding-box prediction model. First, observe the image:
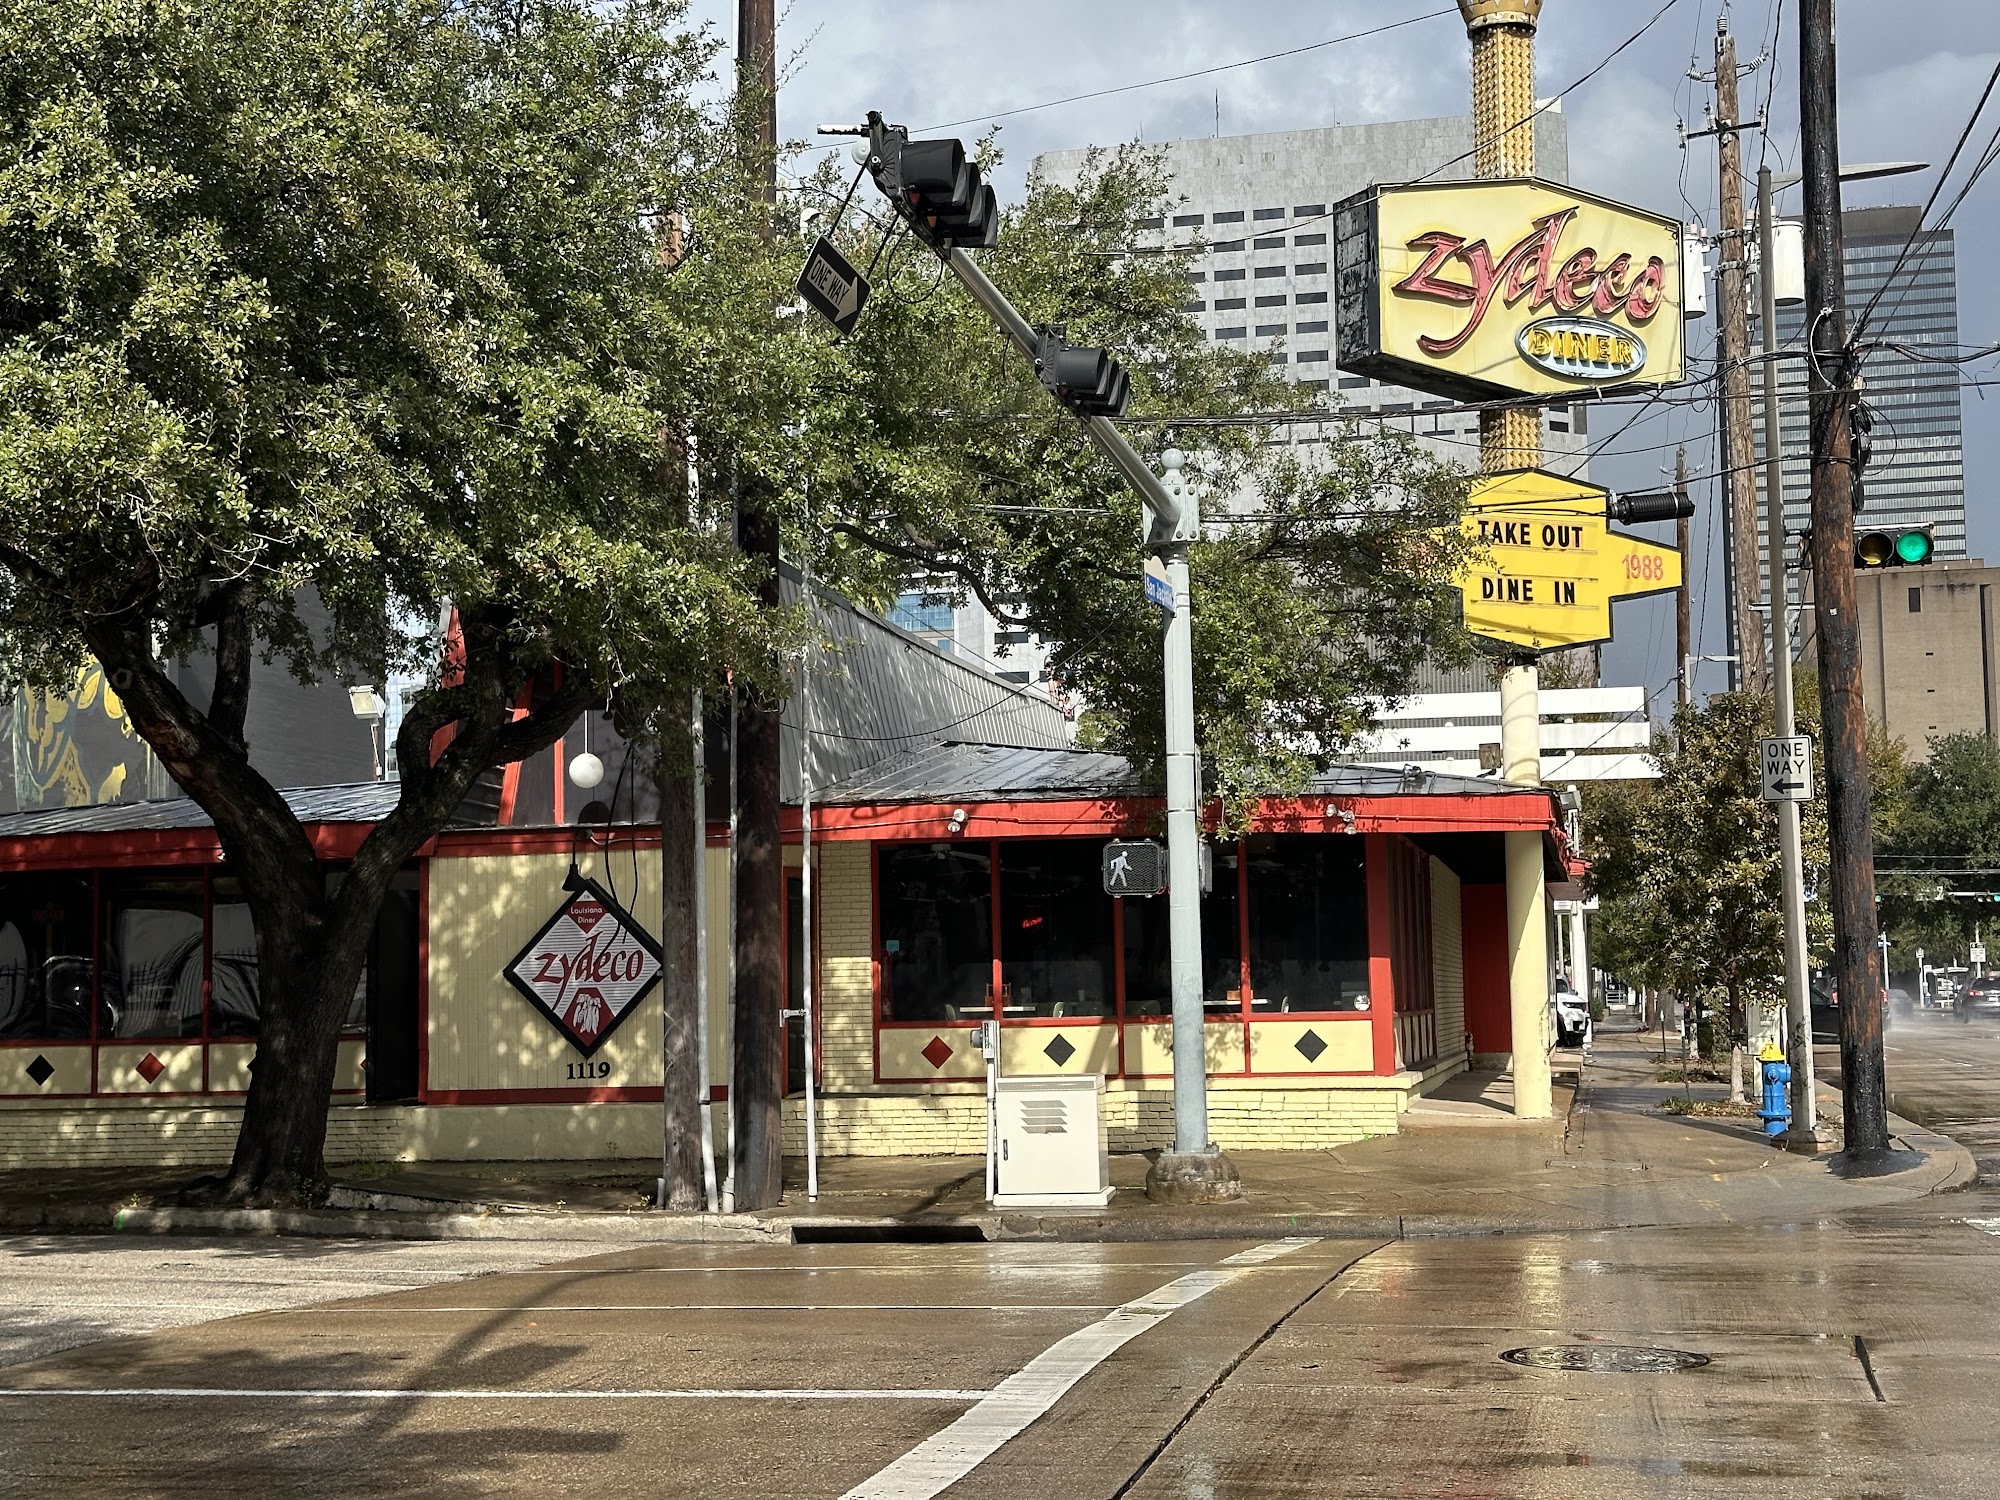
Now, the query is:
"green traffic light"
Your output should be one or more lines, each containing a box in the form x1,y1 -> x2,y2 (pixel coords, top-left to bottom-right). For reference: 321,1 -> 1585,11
1895,529 -> 1934,564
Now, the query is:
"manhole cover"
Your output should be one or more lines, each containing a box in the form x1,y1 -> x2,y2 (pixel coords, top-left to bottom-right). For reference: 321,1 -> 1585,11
1500,1344 -> 1709,1374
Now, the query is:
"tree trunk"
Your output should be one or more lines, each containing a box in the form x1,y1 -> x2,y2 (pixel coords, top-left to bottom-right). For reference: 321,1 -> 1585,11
1728,982 -> 1747,1103
732,644 -> 786,1210
656,696 -> 708,1210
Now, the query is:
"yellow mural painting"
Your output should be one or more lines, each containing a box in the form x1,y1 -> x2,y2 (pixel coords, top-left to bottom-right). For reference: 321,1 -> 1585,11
10,663 -> 138,809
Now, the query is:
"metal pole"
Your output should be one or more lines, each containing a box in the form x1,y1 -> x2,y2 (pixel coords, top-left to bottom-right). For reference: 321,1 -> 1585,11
1460,0 -> 1552,1119
722,673 -> 740,1211
935,244 -> 1230,1198
1799,0 -> 1888,1155
1711,18 -> 1768,695
692,687 -> 720,1210
799,573 -> 820,1202
1760,165 -> 1820,1152
1675,447 -> 1692,710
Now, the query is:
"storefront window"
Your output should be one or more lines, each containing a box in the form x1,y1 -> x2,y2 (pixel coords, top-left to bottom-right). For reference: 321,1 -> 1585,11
1122,844 -> 1243,1017
0,874 -> 96,1041
103,877 -> 205,1039
999,841 -> 1114,1018
1246,835 -> 1369,1013
209,880 -> 259,1037
879,844 -> 992,1021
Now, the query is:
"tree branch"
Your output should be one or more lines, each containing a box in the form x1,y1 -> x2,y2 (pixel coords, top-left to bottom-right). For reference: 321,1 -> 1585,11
829,520 -> 1032,627
205,581 -> 254,754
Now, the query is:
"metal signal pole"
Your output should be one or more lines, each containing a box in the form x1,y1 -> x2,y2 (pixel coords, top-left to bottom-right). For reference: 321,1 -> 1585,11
1675,446 -> 1692,710
1799,0 -> 1888,1155
1461,0 -> 1552,1119
1758,165 -> 1820,1151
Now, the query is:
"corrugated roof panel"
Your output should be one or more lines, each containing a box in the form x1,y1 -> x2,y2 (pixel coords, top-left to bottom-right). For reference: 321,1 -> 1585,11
0,782 -> 403,840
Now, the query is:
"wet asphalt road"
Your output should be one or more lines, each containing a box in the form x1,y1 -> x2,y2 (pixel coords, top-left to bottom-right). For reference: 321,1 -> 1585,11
1880,1005 -> 2000,1173
4,1026 -> 2000,1498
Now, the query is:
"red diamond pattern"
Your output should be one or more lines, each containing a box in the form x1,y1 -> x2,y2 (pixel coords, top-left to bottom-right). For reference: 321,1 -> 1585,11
920,1035 -> 954,1070
135,1052 -> 166,1085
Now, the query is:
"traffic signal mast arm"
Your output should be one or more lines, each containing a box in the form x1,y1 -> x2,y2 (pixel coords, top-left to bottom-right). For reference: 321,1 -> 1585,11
833,112 -> 1224,1192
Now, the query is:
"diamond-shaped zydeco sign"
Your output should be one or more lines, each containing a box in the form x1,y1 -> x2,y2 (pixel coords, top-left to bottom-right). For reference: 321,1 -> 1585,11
505,875 -> 663,1057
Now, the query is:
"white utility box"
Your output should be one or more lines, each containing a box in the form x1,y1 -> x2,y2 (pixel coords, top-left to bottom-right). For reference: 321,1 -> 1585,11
991,1074 -> 1113,1208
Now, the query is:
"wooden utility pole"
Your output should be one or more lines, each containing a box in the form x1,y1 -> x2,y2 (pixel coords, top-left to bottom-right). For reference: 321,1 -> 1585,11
1675,446 -> 1692,710
732,0 -> 786,1209
1708,18 -> 1768,696
1799,0 -> 1889,1155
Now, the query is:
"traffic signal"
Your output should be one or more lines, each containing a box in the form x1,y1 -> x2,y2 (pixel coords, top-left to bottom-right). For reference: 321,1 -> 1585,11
886,137 -> 999,250
1855,526 -> 1934,568
1035,327 -> 1131,419
1608,489 -> 1697,524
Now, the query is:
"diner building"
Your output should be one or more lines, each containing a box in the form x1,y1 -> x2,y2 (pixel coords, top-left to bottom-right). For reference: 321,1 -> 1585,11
0,584 -> 1574,1169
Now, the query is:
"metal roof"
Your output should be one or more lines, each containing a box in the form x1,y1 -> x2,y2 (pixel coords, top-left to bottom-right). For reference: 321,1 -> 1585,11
0,782 -> 402,840
814,742 -> 1551,807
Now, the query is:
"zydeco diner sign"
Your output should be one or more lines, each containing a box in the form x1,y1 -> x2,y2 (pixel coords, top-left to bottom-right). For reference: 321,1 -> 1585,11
504,875 -> 662,1057
1334,178 -> 1685,402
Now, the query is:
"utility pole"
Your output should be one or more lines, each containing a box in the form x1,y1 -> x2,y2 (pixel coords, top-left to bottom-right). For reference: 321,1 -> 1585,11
1699,17 -> 1768,695
1799,0 -> 1889,1156
1459,0 -> 1552,1120
1675,446 -> 1692,710
1758,164 -> 1819,1151
732,0 -> 786,1209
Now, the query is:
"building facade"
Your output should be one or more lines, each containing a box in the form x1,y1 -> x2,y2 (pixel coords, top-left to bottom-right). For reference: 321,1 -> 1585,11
1825,557 -> 2000,758
1757,205 -> 1967,582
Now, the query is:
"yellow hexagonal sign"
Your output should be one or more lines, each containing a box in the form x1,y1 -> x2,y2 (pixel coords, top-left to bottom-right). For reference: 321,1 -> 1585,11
1456,469 -> 1683,652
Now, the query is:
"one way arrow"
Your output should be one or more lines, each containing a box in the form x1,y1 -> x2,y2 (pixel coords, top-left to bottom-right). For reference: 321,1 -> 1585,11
797,236 -> 870,336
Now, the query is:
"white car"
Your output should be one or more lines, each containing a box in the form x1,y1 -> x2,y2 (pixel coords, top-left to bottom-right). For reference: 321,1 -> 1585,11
1552,981 -> 1591,1049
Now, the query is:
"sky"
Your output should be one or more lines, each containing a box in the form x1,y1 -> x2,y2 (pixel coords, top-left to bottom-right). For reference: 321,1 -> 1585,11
686,0 -> 2000,711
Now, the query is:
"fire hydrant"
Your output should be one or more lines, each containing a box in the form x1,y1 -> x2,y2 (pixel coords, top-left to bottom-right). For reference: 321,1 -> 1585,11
1758,1041 -> 1792,1139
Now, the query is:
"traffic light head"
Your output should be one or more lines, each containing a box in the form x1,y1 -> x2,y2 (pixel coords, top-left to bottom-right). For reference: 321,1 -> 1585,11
892,137 -> 999,250
1855,526 -> 1934,568
1608,489 -> 1696,525
1036,328 -> 1131,419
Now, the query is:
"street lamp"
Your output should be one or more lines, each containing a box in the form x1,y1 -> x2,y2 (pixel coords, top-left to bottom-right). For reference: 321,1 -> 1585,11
1756,157 -> 1927,1150
347,685 -> 387,782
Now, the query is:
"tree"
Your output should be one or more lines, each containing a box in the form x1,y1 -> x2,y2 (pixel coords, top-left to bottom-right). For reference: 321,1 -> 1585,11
1878,732 -> 2000,965
1587,683 -> 1905,1081
1,4 -> 1477,1205
0,0 -> 788,1202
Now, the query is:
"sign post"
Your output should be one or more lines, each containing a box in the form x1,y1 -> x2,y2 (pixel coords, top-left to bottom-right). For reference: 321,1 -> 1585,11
1760,735 -> 1814,803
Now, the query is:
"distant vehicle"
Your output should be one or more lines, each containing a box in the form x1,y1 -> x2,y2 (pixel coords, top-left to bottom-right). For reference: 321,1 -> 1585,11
1551,979 -> 1591,1049
1812,980 -> 1891,1041
1958,975 -> 2000,1021
1886,986 -> 1916,1019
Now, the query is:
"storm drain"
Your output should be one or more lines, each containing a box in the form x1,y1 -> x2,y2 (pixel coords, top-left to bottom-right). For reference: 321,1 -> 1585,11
791,1222 -> 988,1245
1500,1344 -> 1710,1374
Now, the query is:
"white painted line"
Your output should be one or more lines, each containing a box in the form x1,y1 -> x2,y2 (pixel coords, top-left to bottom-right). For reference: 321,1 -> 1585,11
839,1236 -> 1319,1500
1966,1218 -> 2000,1237
0,1387 -> 985,1402
327,1304 -> 1115,1315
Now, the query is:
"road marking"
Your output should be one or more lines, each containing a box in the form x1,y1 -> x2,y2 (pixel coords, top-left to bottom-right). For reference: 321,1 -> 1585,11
0,1386 -> 985,1402
1966,1219 -> 2000,1237
838,1236 -> 1319,1500
328,1303 -> 1115,1314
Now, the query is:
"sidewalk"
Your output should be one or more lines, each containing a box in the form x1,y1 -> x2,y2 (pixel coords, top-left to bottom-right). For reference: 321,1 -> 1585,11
0,1030 -> 1972,1242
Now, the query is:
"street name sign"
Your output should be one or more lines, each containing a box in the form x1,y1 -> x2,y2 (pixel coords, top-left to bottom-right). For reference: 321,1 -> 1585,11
1103,839 -> 1167,897
1454,468 -> 1684,651
1143,555 -> 1175,613
1760,735 -> 1813,802
797,235 -> 870,335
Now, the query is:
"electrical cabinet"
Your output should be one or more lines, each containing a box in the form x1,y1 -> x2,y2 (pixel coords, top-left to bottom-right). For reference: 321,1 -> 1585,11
992,1074 -> 1113,1208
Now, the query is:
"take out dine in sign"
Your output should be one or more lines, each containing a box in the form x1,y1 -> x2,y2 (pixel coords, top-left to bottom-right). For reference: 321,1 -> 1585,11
1334,179 -> 1685,401
1454,469 -> 1684,652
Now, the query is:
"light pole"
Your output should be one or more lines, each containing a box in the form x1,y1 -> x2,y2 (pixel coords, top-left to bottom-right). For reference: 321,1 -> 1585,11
1753,157 -> 1924,1151
346,685 -> 387,781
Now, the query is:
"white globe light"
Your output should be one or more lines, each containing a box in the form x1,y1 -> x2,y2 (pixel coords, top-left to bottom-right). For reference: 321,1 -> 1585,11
1160,447 -> 1186,472
568,752 -> 605,790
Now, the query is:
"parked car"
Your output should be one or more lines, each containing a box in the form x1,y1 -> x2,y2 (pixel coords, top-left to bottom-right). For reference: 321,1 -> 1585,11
1958,975 -> 2000,1021
1551,979 -> 1591,1049
1812,980 -> 1892,1040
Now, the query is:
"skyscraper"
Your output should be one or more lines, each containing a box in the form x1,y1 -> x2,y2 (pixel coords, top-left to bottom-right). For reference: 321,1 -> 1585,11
1755,204 -> 1966,581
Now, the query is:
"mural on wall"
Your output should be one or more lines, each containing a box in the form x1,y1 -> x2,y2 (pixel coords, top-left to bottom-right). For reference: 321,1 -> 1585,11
7,664 -> 142,812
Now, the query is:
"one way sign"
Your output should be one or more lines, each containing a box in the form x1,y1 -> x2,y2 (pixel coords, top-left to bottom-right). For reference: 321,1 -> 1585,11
796,236 -> 870,335
1760,734 -> 1813,803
